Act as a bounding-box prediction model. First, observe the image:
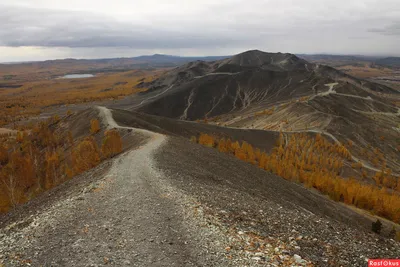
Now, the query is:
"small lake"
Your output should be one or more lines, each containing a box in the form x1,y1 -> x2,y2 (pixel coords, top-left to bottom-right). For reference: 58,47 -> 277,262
58,74 -> 95,79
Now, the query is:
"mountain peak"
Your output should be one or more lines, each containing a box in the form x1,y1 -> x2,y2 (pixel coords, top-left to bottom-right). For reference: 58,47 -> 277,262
220,50 -> 307,71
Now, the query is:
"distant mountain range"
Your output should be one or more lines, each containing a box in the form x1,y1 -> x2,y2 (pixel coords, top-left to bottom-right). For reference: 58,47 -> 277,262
3,53 -> 400,69
374,57 -> 400,68
0,54 -> 231,69
298,54 -> 400,68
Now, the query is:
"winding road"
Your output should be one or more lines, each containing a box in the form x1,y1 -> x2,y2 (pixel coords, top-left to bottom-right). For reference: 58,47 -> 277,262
0,107 -> 221,266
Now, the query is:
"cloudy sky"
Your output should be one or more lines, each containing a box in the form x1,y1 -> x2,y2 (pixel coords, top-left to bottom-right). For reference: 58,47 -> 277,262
1,0 -> 399,62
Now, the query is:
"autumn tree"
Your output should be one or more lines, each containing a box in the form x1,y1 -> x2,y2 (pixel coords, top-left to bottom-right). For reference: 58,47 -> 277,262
234,146 -> 247,161
0,164 -> 18,207
193,132 -> 400,224
72,137 -> 100,174
90,119 -> 101,134
0,143 -> 8,165
0,151 -> 35,207
198,133 -> 215,147
218,138 -> 228,153
44,151 -> 61,189
101,130 -> 123,159
65,164 -> 74,179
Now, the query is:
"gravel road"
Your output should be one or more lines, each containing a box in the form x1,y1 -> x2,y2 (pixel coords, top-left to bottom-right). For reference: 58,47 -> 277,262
1,107 -> 399,267
0,108 -> 228,266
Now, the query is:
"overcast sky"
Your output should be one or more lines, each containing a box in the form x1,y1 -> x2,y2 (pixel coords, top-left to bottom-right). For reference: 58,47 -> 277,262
1,0 -> 399,62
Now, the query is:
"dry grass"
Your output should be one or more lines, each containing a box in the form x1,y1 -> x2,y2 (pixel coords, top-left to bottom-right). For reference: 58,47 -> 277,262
0,69 -> 163,127
337,64 -> 397,78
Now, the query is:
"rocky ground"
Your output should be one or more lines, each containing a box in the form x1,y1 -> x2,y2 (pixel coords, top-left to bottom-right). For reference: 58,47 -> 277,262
0,133 -> 230,266
153,137 -> 400,267
0,108 -> 399,266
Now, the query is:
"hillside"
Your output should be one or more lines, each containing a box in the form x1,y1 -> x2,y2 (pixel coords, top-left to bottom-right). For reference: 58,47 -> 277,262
0,107 -> 399,266
124,50 -> 399,174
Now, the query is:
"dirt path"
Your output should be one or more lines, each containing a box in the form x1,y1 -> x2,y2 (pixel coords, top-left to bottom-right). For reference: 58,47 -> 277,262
97,106 -> 157,137
131,85 -> 174,109
193,72 -> 240,79
0,107 -> 224,266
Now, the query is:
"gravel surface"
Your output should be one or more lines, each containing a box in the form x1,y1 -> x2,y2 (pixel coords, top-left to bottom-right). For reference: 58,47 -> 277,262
1,107 -> 399,267
153,137 -> 400,267
0,136 -> 231,266
0,108 -> 229,266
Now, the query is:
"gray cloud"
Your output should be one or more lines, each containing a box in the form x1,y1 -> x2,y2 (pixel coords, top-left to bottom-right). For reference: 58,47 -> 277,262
1,0 -> 400,60
0,6 -> 247,48
368,22 -> 400,35
1,4 -> 288,49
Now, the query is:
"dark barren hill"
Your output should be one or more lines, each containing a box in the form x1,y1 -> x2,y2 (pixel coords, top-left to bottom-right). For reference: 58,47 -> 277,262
125,50 -> 399,172
134,50 -> 397,120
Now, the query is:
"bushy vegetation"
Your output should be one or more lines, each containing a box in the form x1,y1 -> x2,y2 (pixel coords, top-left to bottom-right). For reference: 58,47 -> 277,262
194,132 -> 400,224
0,70 -> 157,127
372,219 -> 382,234
0,118 -> 123,212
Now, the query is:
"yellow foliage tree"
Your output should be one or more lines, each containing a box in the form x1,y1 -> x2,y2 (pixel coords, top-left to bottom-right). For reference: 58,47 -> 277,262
218,138 -> 227,153
44,151 -> 60,189
198,133 -> 215,147
72,137 -> 100,174
101,130 -> 123,159
90,119 -> 101,134
193,132 -> 400,224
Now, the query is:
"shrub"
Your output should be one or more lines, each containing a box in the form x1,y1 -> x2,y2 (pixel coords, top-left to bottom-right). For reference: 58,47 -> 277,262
372,219 -> 382,234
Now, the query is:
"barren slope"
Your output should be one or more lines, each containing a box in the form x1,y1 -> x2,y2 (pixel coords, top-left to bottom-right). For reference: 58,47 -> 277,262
121,50 -> 399,174
1,107 -> 399,267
